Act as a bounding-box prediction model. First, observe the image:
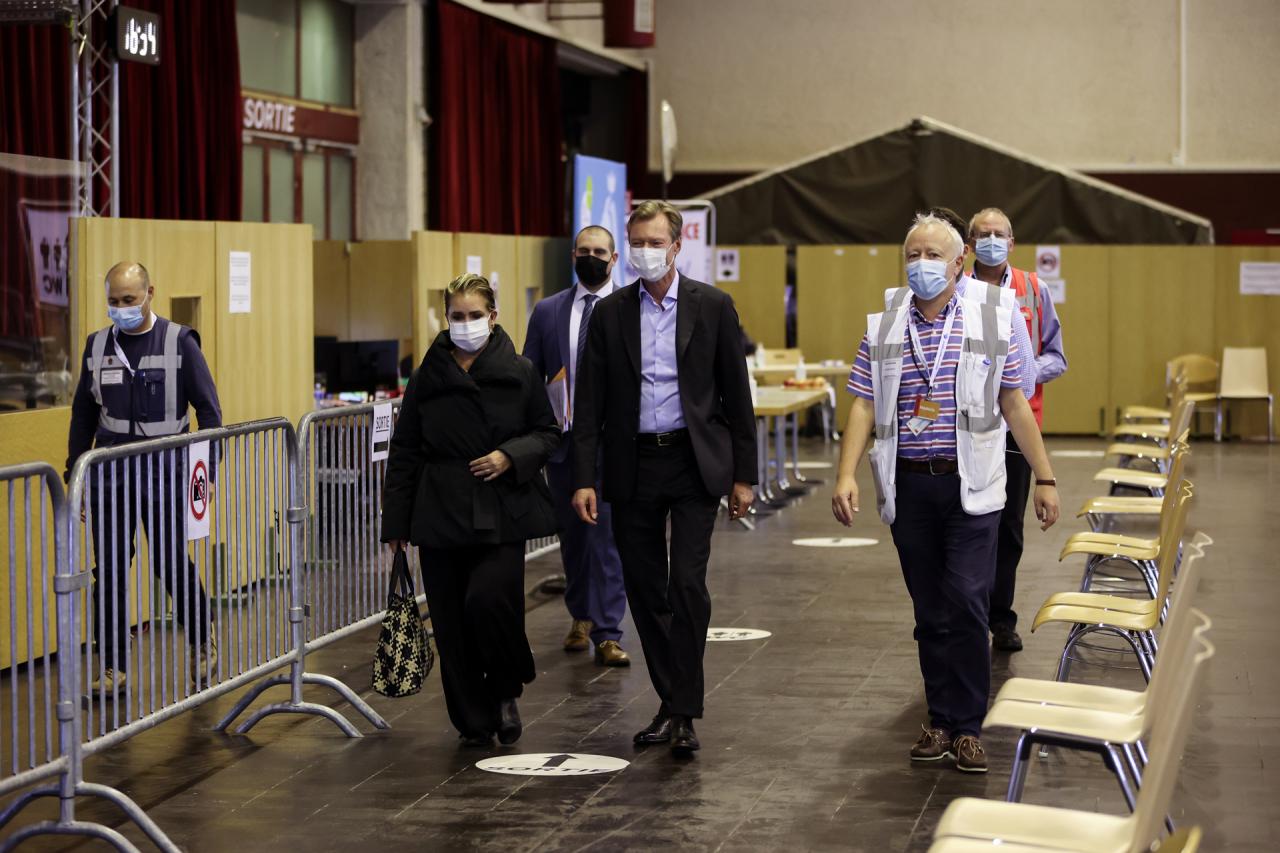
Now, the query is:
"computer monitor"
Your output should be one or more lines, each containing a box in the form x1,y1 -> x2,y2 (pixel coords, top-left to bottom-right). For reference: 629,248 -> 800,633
332,340 -> 399,395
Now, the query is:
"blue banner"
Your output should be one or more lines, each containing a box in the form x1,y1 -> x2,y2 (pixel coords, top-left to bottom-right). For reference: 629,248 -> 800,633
571,154 -> 627,288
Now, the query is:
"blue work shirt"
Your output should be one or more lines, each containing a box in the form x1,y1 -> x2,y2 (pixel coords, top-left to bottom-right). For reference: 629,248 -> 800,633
638,273 -> 686,433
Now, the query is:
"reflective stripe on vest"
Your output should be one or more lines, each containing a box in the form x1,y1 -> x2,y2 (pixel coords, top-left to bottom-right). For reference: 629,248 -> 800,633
1010,268 -> 1043,357
88,319 -> 191,438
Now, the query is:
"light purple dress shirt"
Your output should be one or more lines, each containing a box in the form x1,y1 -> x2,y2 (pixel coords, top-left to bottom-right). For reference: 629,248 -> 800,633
639,273 -> 686,433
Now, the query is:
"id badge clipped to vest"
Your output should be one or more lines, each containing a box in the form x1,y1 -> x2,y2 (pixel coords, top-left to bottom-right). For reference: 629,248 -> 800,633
907,396 -> 940,436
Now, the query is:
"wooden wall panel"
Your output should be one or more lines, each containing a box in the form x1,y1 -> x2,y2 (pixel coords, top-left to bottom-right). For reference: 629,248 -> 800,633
1034,246 -> 1111,434
797,245 -> 901,427
453,233 -> 519,350
717,245 -> 787,349
1213,245 -> 1280,437
73,217 -> 219,387
214,222 -> 314,425
411,231 -> 455,359
348,241 -> 415,365
1108,247 -> 1216,422
514,236 -> 571,352
312,240 -> 350,340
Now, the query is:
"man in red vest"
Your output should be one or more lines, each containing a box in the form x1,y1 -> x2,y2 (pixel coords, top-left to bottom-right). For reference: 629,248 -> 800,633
968,208 -> 1068,652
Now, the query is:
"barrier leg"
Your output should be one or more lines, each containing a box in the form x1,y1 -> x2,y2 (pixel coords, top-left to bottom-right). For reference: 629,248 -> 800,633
0,782 -> 180,853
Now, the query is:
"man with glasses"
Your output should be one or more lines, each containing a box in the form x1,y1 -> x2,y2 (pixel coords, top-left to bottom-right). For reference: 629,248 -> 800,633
967,208 -> 1069,654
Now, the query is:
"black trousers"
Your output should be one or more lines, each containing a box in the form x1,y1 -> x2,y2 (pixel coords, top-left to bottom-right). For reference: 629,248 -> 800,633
890,470 -> 1000,737
991,433 -> 1033,632
420,543 -> 535,738
88,458 -> 211,672
610,440 -> 720,719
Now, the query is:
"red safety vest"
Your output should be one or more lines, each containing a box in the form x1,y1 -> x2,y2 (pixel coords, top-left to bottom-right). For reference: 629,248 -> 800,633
1009,267 -> 1045,428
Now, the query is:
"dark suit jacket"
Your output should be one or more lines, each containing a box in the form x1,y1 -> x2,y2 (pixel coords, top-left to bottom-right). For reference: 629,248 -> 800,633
522,284 -> 577,465
572,276 -> 758,503
381,326 -> 559,548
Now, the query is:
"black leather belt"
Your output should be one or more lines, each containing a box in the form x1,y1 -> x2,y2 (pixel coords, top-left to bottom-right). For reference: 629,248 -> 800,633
636,429 -> 689,447
897,457 -> 959,475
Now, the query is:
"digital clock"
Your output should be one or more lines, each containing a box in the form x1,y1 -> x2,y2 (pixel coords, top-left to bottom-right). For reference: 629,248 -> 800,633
110,5 -> 161,66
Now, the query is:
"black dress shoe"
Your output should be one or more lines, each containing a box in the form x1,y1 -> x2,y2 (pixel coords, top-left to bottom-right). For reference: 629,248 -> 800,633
670,716 -> 700,755
497,698 -> 522,745
633,713 -> 673,746
992,627 -> 1024,652
460,733 -> 493,748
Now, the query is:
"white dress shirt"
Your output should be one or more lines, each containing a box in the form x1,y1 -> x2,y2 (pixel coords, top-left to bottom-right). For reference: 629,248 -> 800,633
569,279 -> 617,406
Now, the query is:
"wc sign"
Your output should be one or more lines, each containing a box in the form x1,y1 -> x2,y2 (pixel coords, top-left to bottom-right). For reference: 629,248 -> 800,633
187,441 -> 211,541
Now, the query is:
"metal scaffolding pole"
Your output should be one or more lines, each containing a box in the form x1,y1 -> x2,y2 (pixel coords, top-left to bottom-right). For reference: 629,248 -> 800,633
71,0 -> 118,217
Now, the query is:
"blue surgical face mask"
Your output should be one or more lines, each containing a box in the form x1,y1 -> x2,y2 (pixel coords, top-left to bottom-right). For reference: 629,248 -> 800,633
906,259 -> 951,300
108,303 -> 147,332
974,235 -> 1010,266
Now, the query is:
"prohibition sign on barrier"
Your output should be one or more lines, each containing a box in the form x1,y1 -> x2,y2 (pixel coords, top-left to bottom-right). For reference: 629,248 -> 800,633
475,753 -> 629,777
189,460 -> 209,521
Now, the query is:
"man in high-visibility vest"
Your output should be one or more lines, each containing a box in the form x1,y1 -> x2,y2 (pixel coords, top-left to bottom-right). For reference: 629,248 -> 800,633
832,213 -> 1060,773
967,208 -> 1069,653
66,261 -> 222,695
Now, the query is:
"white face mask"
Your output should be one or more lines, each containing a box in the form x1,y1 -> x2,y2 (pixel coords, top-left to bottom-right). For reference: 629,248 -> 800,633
631,246 -> 673,282
449,316 -> 492,353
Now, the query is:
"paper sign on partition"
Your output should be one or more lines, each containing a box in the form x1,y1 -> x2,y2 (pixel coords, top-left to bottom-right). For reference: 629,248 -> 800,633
229,251 -> 251,313
371,402 -> 394,462
546,368 -> 570,431
187,441 -> 211,541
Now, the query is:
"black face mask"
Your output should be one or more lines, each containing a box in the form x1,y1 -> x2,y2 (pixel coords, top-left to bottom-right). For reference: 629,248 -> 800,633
574,255 -> 611,288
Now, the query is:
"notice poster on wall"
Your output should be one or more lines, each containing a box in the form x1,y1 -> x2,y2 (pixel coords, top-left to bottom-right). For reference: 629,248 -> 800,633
229,251 -> 251,313
1035,245 -> 1062,278
466,255 -> 483,276
1240,262 -> 1280,295
186,441 -> 211,541
716,248 -> 740,282
572,155 -> 628,288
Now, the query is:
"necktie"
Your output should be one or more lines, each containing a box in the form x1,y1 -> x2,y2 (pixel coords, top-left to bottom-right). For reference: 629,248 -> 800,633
575,293 -> 598,382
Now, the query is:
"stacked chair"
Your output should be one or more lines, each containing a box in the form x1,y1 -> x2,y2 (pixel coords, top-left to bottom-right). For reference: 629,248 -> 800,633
930,373 -> 1215,851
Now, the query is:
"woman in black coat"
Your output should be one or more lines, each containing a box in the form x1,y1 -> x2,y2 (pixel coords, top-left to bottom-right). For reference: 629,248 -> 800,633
382,274 -> 559,747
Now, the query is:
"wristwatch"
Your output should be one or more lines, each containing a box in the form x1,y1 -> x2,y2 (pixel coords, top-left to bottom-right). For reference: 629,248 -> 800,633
1036,478 -> 1058,487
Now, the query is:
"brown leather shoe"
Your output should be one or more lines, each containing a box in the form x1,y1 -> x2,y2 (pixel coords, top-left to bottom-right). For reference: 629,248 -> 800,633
909,725 -> 953,762
563,620 -> 593,651
953,735 -> 988,773
594,640 -> 631,667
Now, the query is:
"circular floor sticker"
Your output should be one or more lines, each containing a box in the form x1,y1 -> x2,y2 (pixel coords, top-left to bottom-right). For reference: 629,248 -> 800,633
795,461 -> 833,469
476,753 -> 629,777
706,627 -> 772,642
792,537 -> 879,548
1051,449 -> 1106,458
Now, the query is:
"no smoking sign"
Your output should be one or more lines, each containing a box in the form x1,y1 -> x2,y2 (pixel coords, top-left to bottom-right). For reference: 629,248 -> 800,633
186,440 -> 211,541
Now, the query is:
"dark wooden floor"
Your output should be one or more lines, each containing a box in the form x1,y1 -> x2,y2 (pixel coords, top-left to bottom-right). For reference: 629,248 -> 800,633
5,437 -> 1278,852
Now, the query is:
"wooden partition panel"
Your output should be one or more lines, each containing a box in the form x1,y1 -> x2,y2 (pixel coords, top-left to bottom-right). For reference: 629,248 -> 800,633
73,217 -> 219,384
214,222 -> 315,424
313,240 -> 350,340
453,233 -> 519,349
514,236 -> 571,351
1214,245 -> 1280,437
410,231 -> 454,359
348,241 -> 415,364
797,245 -> 901,427
718,245 -> 787,349
1032,246 -> 1112,434
1107,246 -> 1216,421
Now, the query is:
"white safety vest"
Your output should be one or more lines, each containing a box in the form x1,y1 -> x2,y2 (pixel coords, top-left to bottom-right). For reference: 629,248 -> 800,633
866,286 -> 1014,524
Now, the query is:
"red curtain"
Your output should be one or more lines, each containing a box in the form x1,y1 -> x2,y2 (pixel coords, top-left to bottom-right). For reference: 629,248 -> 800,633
117,0 -> 242,221
430,0 -> 564,236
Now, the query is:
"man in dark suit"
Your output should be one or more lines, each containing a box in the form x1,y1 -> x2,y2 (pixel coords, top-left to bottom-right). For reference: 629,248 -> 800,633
523,225 -> 631,668
572,200 -> 757,756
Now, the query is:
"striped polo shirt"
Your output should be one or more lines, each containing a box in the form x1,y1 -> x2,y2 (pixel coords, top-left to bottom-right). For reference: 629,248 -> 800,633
847,294 -> 1022,460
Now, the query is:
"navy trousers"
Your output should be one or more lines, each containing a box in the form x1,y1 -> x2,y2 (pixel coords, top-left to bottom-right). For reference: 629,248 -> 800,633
546,434 -> 627,646
890,469 -> 1000,737
991,433 -> 1032,632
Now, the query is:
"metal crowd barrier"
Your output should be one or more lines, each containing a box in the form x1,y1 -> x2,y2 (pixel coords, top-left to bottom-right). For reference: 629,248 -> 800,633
1,408 -> 563,849
0,462 -> 176,851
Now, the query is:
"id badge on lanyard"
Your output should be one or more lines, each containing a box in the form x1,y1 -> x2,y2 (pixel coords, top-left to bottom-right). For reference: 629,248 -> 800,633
905,308 -> 957,436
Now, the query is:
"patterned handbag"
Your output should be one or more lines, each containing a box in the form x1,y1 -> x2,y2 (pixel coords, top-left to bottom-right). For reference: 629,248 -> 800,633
372,547 -> 434,697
